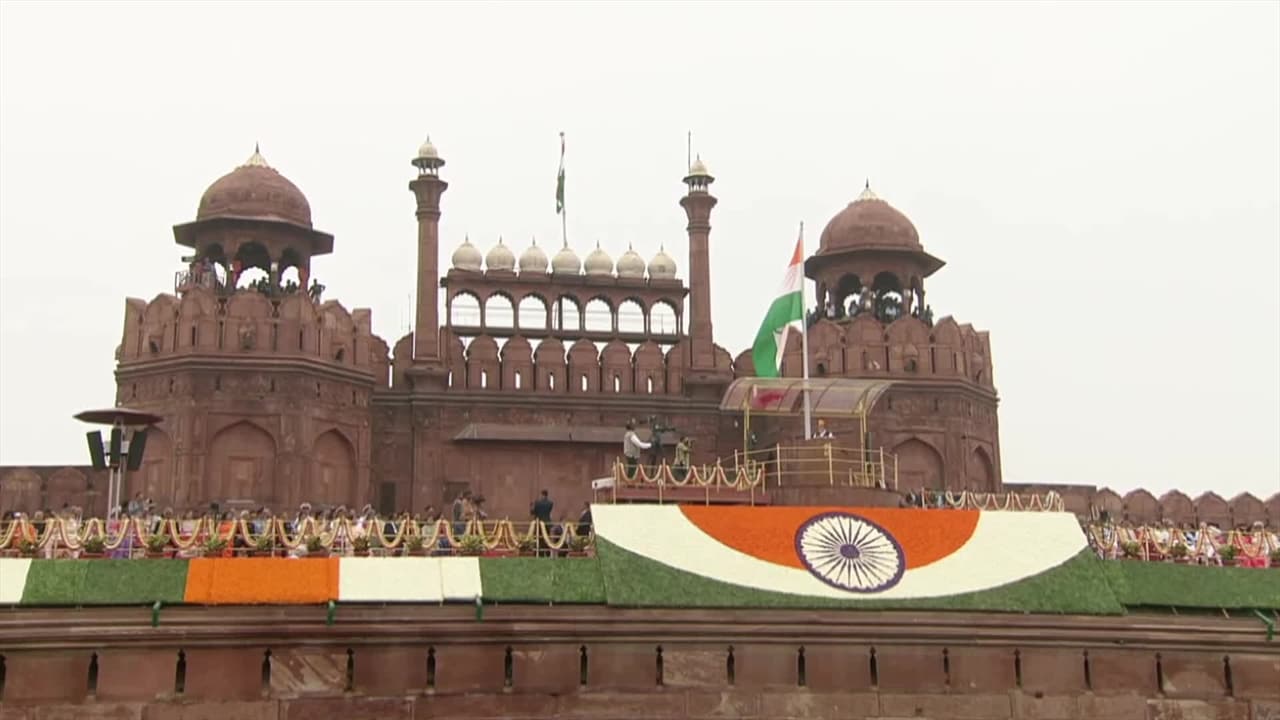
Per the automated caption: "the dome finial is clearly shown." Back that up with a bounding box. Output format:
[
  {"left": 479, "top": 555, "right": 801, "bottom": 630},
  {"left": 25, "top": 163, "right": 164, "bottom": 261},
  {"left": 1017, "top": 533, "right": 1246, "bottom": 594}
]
[
  {"left": 242, "top": 144, "right": 270, "bottom": 168},
  {"left": 857, "top": 180, "right": 879, "bottom": 202}
]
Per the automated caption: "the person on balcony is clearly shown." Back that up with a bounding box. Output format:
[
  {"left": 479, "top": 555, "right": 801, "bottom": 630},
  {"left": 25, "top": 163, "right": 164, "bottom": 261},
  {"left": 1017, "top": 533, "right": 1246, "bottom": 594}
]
[
  {"left": 815, "top": 419, "right": 834, "bottom": 440},
  {"left": 673, "top": 436, "right": 692, "bottom": 481},
  {"left": 622, "top": 421, "right": 651, "bottom": 477}
]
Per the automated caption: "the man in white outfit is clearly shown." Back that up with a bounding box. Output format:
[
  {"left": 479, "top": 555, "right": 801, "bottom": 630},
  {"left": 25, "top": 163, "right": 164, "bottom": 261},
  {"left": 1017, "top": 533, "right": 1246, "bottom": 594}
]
[{"left": 622, "top": 421, "right": 651, "bottom": 476}]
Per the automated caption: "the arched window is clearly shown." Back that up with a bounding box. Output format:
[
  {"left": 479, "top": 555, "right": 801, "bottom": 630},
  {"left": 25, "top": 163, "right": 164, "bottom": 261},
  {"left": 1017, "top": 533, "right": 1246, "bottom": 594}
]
[
  {"left": 480, "top": 370, "right": 489, "bottom": 389},
  {"left": 514, "top": 371, "right": 523, "bottom": 389},
  {"left": 485, "top": 294, "right": 515, "bottom": 329},
  {"left": 646, "top": 377, "right": 654, "bottom": 394},
  {"left": 548, "top": 373, "right": 556, "bottom": 390},
  {"left": 613, "top": 375, "right": 621, "bottom": 393},
  {"left": 584, "top": 298, "right": 612, "bottom": 333},
  {"left": 449, "top": 293, "right": 481, "bottom": 326},
  {"left": 518, "top": 295, "right": 548, "bottom": 330},
  {"left": 617, "top": 299, "right": 645, "bottom": 334},
  {"left": 650, "top": 301, "right": 679, "bottom": 335},
  {"left": 580, "top": 374, "right": 588, "bottom": 392}
]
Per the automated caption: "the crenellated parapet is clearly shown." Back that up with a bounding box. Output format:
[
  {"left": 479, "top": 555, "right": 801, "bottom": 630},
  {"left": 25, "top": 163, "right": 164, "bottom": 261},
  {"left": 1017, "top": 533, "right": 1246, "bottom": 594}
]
[
  {"left": 741, "top": 314, "right": 996, "bottom": 389},
  {"left": 388, "top": 329, "right": 734, "bottom": 397},
  {"left": 118, "top": 286, "right": 381, "bottom": 380}
]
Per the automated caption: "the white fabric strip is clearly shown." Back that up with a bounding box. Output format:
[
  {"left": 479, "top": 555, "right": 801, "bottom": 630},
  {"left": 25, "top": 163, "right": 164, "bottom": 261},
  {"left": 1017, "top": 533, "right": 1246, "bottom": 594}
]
[
  {"left": 338, "top": 557, "right": 443, "bottom": 602},
  {"left": 0, "top": 558, "right": 32, "bottom": 604}
]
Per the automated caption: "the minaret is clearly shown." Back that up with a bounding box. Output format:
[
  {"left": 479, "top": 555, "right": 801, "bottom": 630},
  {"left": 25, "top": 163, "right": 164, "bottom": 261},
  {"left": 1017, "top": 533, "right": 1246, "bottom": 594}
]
[
  {"left": 680, "top": 156, "right": 717, "bottom": 370},
  {"left": 409, "top": 138, "right": 448, "bottom": 376}
]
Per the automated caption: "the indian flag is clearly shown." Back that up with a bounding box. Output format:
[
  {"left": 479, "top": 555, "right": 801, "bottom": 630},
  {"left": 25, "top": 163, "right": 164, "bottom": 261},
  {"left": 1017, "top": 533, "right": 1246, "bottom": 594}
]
[
  {"left": 555, "top": 132, "right": 565, "bottom": 214},
  {"left": 751, "top": 232, "right": 805, "bottom": 377}
]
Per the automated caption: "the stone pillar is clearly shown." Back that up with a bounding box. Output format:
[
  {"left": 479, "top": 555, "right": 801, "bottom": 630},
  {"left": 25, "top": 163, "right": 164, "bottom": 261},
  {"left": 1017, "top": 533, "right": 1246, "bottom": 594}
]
[
  {"left": 680, "top": 190, "right": 717, "bottom": 369},
  {"left": 409, "top": 175, "right": 449, "bottom": 363}
]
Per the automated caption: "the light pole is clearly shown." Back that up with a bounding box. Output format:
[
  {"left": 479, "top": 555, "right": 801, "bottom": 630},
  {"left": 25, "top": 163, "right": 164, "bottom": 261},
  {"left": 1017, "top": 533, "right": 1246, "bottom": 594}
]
[{"left": 74, "top": 407, "right": 161, "bottom": 518}]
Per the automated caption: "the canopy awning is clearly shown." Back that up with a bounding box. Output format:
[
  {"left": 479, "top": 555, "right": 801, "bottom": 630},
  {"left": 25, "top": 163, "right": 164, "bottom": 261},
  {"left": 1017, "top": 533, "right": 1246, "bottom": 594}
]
[{"left": 719, "top": 377, "right": 896, "bottom": 418}]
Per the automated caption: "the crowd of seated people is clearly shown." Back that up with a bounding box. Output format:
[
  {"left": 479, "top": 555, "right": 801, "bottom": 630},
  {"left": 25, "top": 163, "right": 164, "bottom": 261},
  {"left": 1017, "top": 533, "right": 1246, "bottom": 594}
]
[
  {"left": 1084, "top": 517, "right": 1278, "bottom": 568},
  {"left": 0, "top": 488, "right": 594, "bottom": 559}
]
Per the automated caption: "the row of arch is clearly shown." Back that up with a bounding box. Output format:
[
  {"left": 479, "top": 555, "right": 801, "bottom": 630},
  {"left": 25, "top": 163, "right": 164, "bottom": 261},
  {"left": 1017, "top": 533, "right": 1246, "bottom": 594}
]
[
  {"left": 892, "top": 438, "right": 997, "bottom": 492},
  {"left": 1091, "top": 488, "right": 1277, "bottom": 527},
  {"left": 447, "top": 292, "right": 682, "bottom": 336},
  {"left": 0, "top": 424, "right": 359, "bottom": 514}
]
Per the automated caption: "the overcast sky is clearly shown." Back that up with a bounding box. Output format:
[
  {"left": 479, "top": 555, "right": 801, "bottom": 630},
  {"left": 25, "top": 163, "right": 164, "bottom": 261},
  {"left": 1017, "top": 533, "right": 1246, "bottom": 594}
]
[{"left": 1, "top": 1, "right": 1277, "bottom": 499}]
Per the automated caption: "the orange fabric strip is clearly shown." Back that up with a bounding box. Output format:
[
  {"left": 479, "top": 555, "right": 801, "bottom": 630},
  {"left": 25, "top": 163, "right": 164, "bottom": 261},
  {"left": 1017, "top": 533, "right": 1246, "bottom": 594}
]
[{"left": 183, "top": 557, "right": 339, "bottom": 605}]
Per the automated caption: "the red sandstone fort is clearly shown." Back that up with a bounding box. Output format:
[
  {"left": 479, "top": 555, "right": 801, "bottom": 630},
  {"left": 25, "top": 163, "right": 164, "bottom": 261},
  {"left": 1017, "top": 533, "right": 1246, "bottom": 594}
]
[{"left": 1, "top": 141, "right": 1277, "bottom": 720}]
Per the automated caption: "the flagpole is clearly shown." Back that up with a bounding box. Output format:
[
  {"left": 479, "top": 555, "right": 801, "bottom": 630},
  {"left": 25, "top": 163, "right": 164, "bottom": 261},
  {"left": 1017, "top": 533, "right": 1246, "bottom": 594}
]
[{"left": 799, "top": 221, "right": 813, "bottom": 441}]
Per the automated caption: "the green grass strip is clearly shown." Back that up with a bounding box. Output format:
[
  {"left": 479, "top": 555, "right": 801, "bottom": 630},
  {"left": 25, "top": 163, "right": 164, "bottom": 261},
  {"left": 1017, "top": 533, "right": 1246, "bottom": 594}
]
[
  {"left": 20, "top": 560, "right": 191, "bottom": 605},
  {"left": 80, "top": 560, "right": 189, "bottom": 605},
  {"left": 1103, "top": 561, "right": 1280, "bottom": 610},
  {"left": 552, "top": 557, "right": 605, "bottom": 603},
  {"left": 480, "top": 558, "right": 556, "bottom": 602},
  {"left": 20, "top": 560, "right": 89, "bottom": 605},
  {"left": 595, "top": 539, "right": 1125, "bottom": 614},
  {"left": 479, "top": 557, "right": 606, "bottom": 603}
]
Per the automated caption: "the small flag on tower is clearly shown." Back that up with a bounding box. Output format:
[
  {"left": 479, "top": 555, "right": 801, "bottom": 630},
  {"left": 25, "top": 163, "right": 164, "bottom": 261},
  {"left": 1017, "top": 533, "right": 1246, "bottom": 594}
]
[
  {"left": 555, "top": 132, "right": 566, "bottom": 215},
  {"left": 751, "top": 231, "right": 806, "bottom": 378}
]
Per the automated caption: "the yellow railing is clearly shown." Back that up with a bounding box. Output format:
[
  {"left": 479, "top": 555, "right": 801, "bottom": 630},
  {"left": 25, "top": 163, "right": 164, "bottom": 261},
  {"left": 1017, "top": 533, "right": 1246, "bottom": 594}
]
[
  {"left": 731, "top": 443, "right": 897, "bottom": 490},
  {"left": 909, "top": 489, "right": 1066, "bottom": 512}
]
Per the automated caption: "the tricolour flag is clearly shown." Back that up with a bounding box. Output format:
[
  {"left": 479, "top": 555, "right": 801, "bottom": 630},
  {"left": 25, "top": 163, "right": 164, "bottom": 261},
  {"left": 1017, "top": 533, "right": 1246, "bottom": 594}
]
[
  {"left": 751, "top": 233, "right": 804, "bottom": 377},
  {"left": 555, "top": 133, "right": 565, "bottom": 214}
]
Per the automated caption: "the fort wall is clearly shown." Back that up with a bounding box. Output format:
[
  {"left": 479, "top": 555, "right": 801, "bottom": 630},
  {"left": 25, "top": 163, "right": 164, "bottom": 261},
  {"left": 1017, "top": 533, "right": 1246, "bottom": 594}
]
[{"left": 1, "top": 606, "right": 1275, "bottom": 719}]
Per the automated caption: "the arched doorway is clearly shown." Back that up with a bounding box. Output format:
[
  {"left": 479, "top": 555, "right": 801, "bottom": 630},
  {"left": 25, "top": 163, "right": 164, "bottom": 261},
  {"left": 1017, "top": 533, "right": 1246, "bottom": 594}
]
[
  {"left": 893, "top": 438, "right": 944, "bottom": 492},
  {"left": 967, "top": 446, "right": 995, "bottom": 491},
  {"left": 312, "top": 430, "right": 355, "bottom": 508},
  {"left": 208, "top": 421, "right": 276, "bottom": 505}
]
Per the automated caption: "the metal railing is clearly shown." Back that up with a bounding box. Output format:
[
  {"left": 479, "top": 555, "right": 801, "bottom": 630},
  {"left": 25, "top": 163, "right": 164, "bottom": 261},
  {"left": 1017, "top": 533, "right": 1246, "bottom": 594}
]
[{"left": 732, "top": 443, "right": 897, "bottom": 490}]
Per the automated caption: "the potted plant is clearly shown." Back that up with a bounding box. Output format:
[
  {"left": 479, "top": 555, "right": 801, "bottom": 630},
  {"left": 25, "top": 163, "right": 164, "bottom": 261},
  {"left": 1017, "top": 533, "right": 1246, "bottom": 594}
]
[
  {"left": 403, "top": 535, "right": 426, "bottom": 556},
  {"left": 82, "top": 537, "right": 107, "bottom": 558},
  {"left": 567, "top": 535, "right": 592, "bottom": 557},
  {"left": 145, "top": 534, "right": 170, "bottom": 558},
  {"left": 457, "top": 534, "right": 486, "bottom": 556},
  {"left": 517, "top": 536, "right": 538, "bottom": 556},
  {"left": 1121, "top": 541, "right": 1142, "bottom": 560},
  {"left": 202, "top": 538, "right": 227, "bottom": 557},
  {"left": 352, "top": 536, "right": 372, "bottom": 556},
  {"left": 252, "top": 535, "right": 275, "bottom": 557},
  {"left": 18, "top": 539, "right": 39, "bottom": 558},
  {"left": 1269, "top": 547, "right": 1280, "bottom": 568},
  {"left": 1218, "top": 545, "right": 1238, "bottom": 566},
  {"left": 1169, "top": 544, "right": 1188, "bottom": 562},
  {"left": 305, "top": 535, "right": 327, "bottom": 557}
]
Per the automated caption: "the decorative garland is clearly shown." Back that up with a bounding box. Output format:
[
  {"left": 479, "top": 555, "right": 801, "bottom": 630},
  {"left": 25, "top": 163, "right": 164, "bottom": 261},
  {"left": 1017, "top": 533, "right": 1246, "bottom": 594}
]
[
  {"left": 0, "top": 516, "right": 594, "bottom": 557},
  {"left": 1085, "top": 524, "right": 1279, "bottom": 563}
]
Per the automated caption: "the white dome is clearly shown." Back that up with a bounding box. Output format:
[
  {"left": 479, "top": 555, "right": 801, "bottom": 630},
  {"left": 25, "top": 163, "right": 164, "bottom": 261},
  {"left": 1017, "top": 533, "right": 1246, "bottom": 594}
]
[
  {"left": 485, "top": 237, "right": 515, "bottom": 272},
  {"left": 451, "top": 236, "right": 482, "bottom": 272},
  {"left": 551, "top": 243, "right": 581, "bottom": 275},
  {"left": 518, "top": 238, "right": 548, "bottom": 274},
  {"left": 616, "top": 244, "right": 646, "bottom": 278},
  {"left": 417, "top": 138, "right": 439, "bottom": 162},
  {"left": 689, "top": 156, "right": 710, "bottom": 177},
  {"left": 584, "top": 242, "right": 614, "bottom": 277},
  {"left": 648, "top": 246, "right": 677, "bottom": 280}
]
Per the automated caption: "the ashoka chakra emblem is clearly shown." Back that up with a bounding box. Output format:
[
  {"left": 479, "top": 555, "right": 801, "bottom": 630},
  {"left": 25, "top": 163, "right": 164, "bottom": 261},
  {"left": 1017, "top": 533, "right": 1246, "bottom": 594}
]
[{"left": 794, "top": 512, "right": 905, "bottom": 593}]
